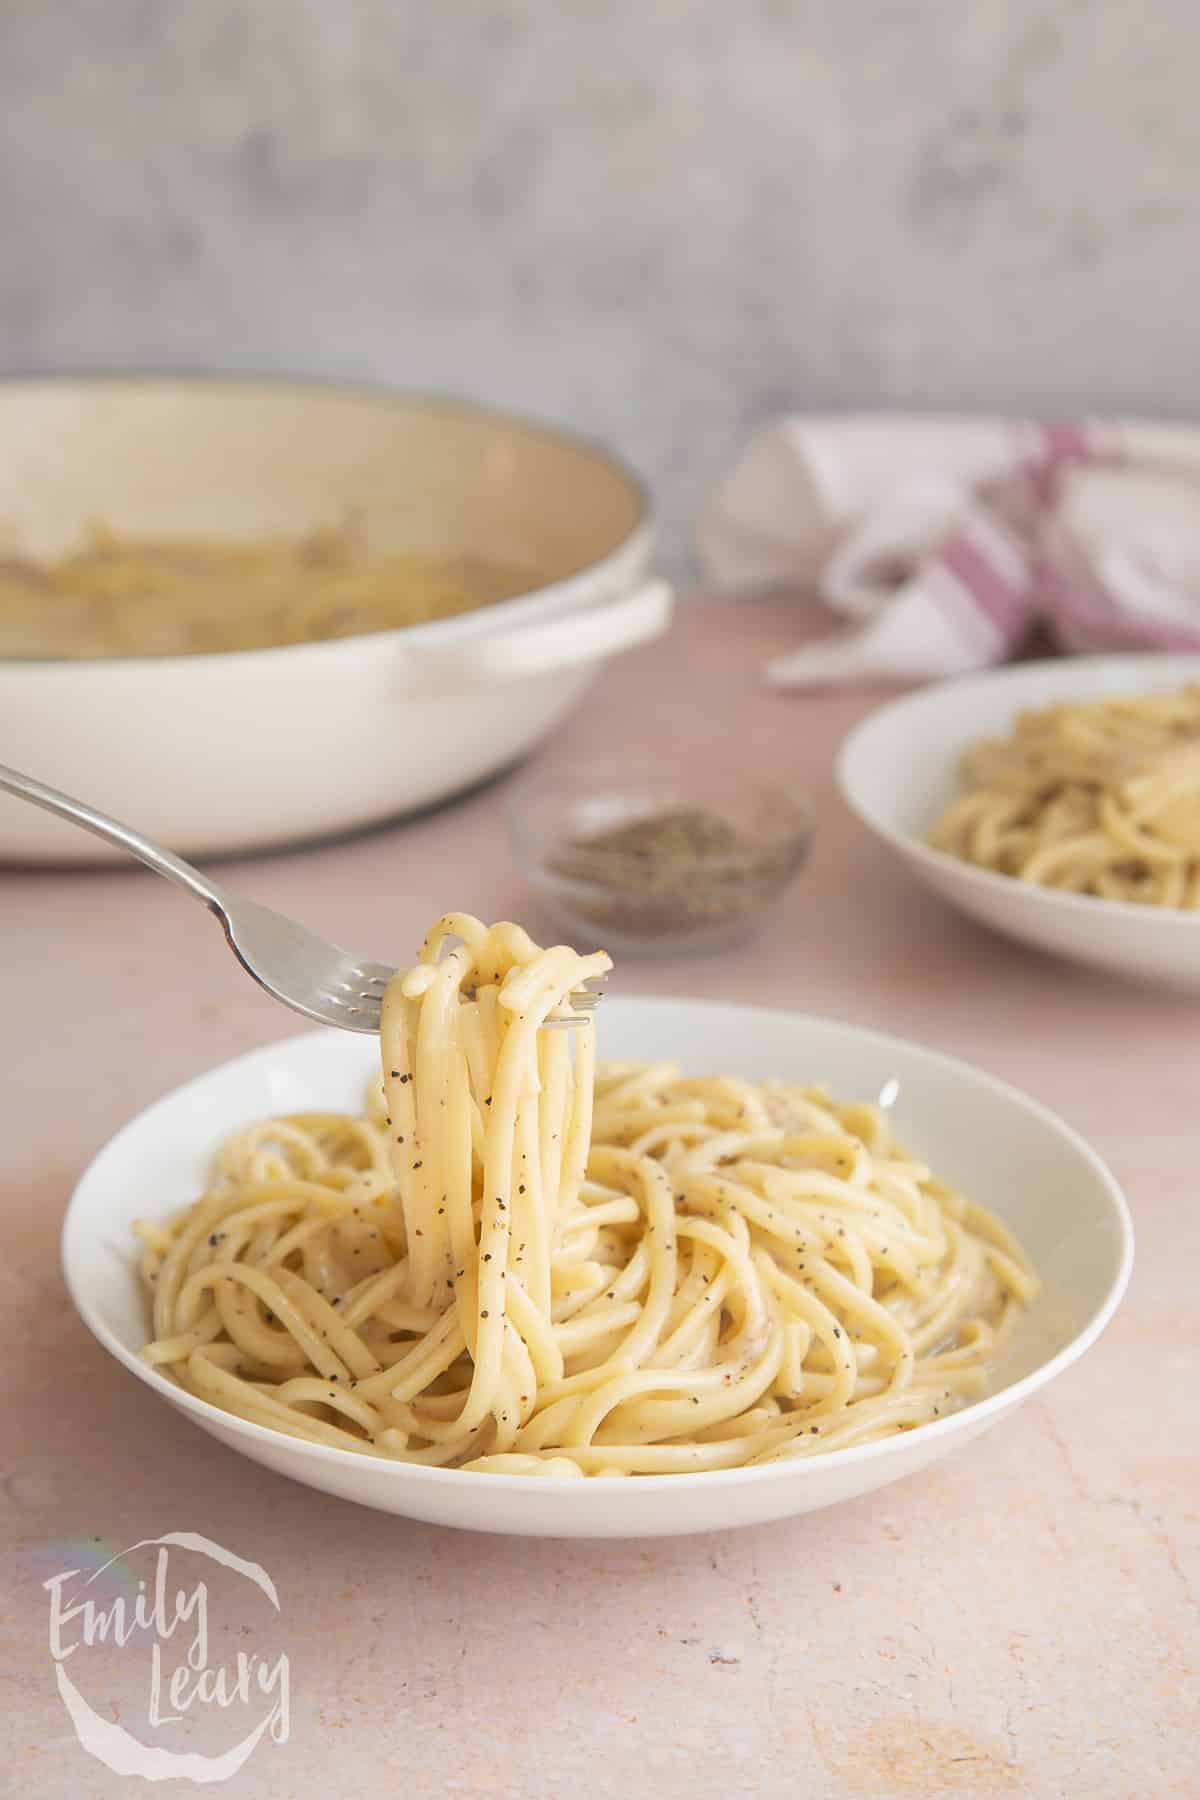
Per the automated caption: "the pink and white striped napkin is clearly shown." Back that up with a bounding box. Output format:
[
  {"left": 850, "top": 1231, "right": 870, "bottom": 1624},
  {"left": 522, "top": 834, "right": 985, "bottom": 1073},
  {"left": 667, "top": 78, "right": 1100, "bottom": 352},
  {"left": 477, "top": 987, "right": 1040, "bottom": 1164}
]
[{"left": 698, "top": 417, "right": 1200, "bottom": 686}]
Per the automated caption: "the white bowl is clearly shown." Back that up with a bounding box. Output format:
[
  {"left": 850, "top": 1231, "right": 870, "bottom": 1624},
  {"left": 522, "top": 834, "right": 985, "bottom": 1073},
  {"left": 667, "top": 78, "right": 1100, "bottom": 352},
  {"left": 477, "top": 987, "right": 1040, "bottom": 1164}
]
[
  {"left": 0, "top": 378, "right": 671, "bottom": 863},
  {"left": 838, "top": 655, "right": 1200, "bottom": 990},
  {"left": 62, "top": 997, "right": 1132, "bottom": 1538}
]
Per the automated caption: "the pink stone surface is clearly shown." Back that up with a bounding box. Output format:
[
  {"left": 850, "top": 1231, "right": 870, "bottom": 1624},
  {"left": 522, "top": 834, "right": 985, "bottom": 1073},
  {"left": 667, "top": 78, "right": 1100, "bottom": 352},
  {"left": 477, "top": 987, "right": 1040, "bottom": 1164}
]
[{"left": 2, "top": 599, "right": 1197, "bottom": 1798}]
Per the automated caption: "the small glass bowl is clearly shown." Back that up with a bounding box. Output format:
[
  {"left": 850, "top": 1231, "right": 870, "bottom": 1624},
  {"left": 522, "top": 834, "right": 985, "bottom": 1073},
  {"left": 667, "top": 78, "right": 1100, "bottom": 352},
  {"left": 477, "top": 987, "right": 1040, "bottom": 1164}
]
[{"left": 506, "top": 754, "right": 814, "bottom": 956}]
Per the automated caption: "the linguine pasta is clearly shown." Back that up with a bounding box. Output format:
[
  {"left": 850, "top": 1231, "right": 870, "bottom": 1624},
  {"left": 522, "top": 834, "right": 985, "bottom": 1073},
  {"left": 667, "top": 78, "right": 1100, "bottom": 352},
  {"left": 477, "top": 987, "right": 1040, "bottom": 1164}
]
[
  {"left": 0, "top": 521, "right": 529, "bottom": 659},
  {"left": 930, "top": 684, "right": 1200, "bottom": 908},
  {"left": 135, "top": 915, "right": 1038, "bottom": 1476}
]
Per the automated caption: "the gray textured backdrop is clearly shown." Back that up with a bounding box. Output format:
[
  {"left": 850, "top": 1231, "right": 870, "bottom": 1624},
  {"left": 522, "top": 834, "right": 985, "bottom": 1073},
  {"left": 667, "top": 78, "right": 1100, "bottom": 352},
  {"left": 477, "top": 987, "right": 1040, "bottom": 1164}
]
[{"left": 2, "top": 2, "right": 1197, "bottom": 561}]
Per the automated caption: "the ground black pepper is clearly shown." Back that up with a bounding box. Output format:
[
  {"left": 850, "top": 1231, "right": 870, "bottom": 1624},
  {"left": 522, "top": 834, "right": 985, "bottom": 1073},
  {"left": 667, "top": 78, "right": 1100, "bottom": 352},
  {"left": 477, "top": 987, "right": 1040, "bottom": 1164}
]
[{"left": 546, "top": 804, "right": 806, "bottom": 941}]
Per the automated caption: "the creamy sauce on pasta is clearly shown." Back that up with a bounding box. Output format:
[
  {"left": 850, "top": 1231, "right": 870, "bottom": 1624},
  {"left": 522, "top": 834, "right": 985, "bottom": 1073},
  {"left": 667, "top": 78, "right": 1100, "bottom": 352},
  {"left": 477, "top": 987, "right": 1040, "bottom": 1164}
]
[
  {"left": 0, "top": 523, "right": 533, "bottom": 659},
  {"left": 134, "top": 914, "right": 1038, "bottom": 1476},
  {"left": 930, "top": 685, "right": 1200, "bottom": 909}
]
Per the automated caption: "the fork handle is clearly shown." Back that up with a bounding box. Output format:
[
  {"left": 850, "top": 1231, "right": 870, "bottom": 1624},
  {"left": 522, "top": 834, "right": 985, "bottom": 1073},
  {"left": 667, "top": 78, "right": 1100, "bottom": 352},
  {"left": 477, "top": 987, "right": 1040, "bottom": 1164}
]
[{"left": 0, "top": 761, "right": 225, "bottom": 908}]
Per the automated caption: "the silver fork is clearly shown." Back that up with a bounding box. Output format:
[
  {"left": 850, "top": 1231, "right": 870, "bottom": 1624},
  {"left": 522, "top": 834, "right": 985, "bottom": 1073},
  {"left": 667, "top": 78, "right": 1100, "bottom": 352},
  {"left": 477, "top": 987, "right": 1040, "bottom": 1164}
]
[{"left": 0, "top": 762, "right": 604, "bottom": 1035}]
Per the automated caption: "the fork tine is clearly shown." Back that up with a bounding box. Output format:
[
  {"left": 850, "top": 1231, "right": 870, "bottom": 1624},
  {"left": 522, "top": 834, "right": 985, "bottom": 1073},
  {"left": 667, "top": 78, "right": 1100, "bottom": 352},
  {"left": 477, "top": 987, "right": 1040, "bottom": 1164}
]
[
  {"left": 540, "top": 981, "right": 606, "bottom": 1030},
  {"left": 351, "top": 965, "right": 395, "bottom": 992}
]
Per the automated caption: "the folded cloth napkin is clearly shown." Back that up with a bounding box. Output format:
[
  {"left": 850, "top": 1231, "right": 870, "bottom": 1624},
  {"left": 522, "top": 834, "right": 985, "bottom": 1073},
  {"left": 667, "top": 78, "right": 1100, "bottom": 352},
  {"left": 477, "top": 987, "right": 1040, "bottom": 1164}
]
[{"left": 697, "top": 416, "right": 1200, "bottom": 686}]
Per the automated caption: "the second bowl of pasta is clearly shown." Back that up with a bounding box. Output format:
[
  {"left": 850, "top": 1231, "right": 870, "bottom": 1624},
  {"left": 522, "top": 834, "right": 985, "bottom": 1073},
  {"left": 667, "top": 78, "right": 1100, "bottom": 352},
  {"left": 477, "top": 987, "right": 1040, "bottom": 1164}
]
[{"left": 837, "top": 654, "right": 1200, "bottom": 989}]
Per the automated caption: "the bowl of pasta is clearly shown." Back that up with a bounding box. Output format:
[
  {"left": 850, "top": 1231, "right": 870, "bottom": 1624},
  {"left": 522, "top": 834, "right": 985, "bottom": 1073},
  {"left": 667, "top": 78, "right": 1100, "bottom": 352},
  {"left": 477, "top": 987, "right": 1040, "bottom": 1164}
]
[
  {"left": 838, "top": 655, "right": 1200, "bottom": 989},
  {"left": 0, "top": 378, "right": 671, "bottom": 862},
  {"left": 62, "top": 914, "right": 1131, "bottom": 1537}
]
